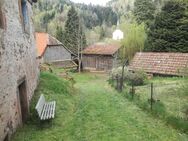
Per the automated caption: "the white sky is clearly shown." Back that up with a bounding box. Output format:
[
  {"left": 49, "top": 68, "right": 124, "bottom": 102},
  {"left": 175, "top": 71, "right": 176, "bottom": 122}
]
[{"left": 70, "top": 0, "right": 111, "bottom": 6}]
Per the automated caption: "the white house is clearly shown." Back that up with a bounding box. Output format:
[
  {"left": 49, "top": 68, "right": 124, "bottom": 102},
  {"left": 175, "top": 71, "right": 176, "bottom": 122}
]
[
  {"left": 112, "top": 29, "right": 124, "bottom": 40},
  {"left": 112, "top": 20, "right": 124, "bottom": 40}
]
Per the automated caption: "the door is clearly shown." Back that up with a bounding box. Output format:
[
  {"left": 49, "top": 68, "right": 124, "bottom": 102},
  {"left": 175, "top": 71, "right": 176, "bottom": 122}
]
[{"left": 17, "top": 80, "right": 29, "bottom": 124}]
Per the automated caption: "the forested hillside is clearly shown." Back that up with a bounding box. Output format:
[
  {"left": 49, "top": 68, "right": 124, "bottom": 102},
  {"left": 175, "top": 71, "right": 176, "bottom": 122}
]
[
  {"left": 33, "top": 0, "right": 188, "bottom": 54},
  {"left": 107, "top": 0, "right": 188, "bottom": 58},
  {"left": 33, "top": 0, "right": 118, "bottom": 44}
]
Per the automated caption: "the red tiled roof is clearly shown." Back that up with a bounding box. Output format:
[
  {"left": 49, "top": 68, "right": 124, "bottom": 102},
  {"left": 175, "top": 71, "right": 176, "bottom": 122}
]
[
  {"left": 35, "top": 32, "right": 67, "bottom": 57},
  {"left": 35, "top": 32, "right": 49, "bottom": 57},
  {"left": 82, "top": 44, "right": 120, "bottom": 55},
  {"left": 129, "top": 52, "right": 188, "bottom": 76}
]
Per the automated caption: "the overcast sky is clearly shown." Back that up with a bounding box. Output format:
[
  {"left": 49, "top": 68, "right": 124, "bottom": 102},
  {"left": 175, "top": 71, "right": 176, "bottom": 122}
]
[{"left": 70, "top": 0, "right": 111, "bottom": 6}]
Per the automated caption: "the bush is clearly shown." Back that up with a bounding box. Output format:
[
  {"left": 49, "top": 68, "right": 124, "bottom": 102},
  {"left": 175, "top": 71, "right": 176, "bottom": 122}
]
[
  {"left": 126, "top": 71, "right": 147, "bottom": 86},
  {"left": 110, "top": 67, "right": 147, "bottom": 86}
]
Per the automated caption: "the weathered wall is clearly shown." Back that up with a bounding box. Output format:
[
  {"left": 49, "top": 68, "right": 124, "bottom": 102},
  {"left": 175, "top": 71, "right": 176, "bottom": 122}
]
[
  {"left": 0, "top": 0, "right": 39, "bottom": 140},
  {"left": 43, "top": 45, "right": 71, "bottom": 63},
  {"left": 82, "top": 54, "right": 114, "bottom": 71}
]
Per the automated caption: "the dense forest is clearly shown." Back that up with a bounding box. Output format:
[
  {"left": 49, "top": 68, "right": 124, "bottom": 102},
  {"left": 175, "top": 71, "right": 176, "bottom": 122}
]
[
  {"left": 33, "top": 0, "right": 118, "bottom": 45},
  {"left": 33, "top": 0, "right": 188, "bottom": 57}
]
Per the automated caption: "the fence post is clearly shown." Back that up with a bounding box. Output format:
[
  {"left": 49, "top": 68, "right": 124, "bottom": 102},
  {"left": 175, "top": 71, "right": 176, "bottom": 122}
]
[
  {"left": 116, "top": 74, "right": 119, "bottom": 90},
  {"left": 151, "top": 83, "right": 153, "bottom": 110},
  {"left": 132, "top": 83, "right": 134, "bottom": 99}
]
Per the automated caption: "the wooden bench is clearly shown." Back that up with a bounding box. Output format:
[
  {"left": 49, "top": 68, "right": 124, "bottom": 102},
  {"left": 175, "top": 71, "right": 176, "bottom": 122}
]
[{"left": 35, "top": 95, "right": 56, "bottom": 120}]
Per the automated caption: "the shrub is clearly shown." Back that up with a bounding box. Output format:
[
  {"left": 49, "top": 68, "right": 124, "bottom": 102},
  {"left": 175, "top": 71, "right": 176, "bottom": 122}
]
[
  {"left": 126, "top": 70, "right": 147, "bottom": 86},
  {"left": 110, "top": 67, "right": 147, "bottom": 86}
]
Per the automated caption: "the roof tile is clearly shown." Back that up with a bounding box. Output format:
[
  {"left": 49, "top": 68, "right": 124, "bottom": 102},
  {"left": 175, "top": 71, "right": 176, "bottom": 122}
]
[
  {"left": 82, "top": 44, "right": 120, "bottom": 55},
  {"left": 129, "top": 52, "right": 188, "bottom": 76}
]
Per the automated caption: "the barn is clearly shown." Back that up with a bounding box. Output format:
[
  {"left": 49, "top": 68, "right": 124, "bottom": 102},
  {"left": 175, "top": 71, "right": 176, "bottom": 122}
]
[
  {"left": 82, "top": 44, "right": 120, "bottom": 71},
  {"left": 36, "top": 32, "right": 77, "bottom": 69},
  {"left": 129, "top": 52, "right": 188, "bottom": 76}
]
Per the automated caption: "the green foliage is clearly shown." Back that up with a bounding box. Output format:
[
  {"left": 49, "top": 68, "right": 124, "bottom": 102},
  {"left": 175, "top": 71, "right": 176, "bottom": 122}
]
[
  {"left": 133, "top": 0, "right": 156, "bottom": 26},
  {"left": 107, "top": 0, "right": 135, "bottom": 17},
  {"left": 125, "top": 71, "right": 147, "bottom": 86},
  {"left": 55, "top": 25, "right": 65, "bottom": 43},
  {"left": 33, "top": 0, "right": 117, "bottom": 36},
  {"left": 167, "top": 116, "right": 188, "bottom": 133},
  {"left": 64, "top": 6, "right": 79, "bottom": 54},
  {"left": 120, "top": 23, "right": 146, "bottom": 61},
  {"left": 12, "top": 73, "right": 188, "bottom": 141},
  {"left": 111, "top": 67, "right": 147, "bottom": 86},
  {"left": 77, "top": 4, "right": 117, "bottom": 29},
  {"left": 63, "top": 6, "right": 87, "bottom": 54},
  {"left": 123, "top": 76, "right": 188, "bottom": 133},
  {"left": 145, "top": 0, "right": 188, "bottom": 52}
]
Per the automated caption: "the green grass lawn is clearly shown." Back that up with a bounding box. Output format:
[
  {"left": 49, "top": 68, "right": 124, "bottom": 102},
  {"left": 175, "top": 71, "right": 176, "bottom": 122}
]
[
  {"left": 12, "top": 72, "right": 188, "bottom": 141},
  {"left": 122, "top": 77, "right": 188, "bottom": 133}
]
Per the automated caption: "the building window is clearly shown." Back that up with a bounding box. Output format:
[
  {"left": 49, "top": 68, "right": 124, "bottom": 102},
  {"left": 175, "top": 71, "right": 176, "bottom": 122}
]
[
  {"left": 19, "top": 0, "right": 30, "bottom": 33},
  {"left": 0, "top": 7, "right": 4, "bottom": 29}
]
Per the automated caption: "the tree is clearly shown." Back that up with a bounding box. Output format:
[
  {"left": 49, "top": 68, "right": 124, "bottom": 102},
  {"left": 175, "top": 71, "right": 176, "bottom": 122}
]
[
  {"left": 133, "top": 0, "right": 156, "bottom": 27},
  {"left": 118, "top": 22, "right": 146, "bottom": 92},
  {"left": 55, "top": 25, "right": 65, "bottom": 43},
  {"left": 64, "top": 6, "right": 80, "bottom": 54},
  {"left": 145, "top": 0, "right": 188, "bottom": 52},
  {"left": 120, "top": 23, "right": 146, "bottom": 61},
  {"left": 64, "top": 6, "right": 87, "bottom": 72}
]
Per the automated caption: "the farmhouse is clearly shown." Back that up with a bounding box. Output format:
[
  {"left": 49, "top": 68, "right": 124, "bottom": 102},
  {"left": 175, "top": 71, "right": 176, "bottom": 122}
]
[
  {"left": 112, "top": 29, "right": 124, "bottom": 40},
  {"left": 36, "top": 32, "right": 77, "bottom": 69},
  {"left": 129, "top": 52, "right": 188, "bottom": 76},
  {"left": 82, "top": 44, "right": 120, "bottom": 71},
  {"left": 0, "top": 0, "right": 39, "bottom": 140},
  {"left": 112, "top": 20, "right": 124, "bottom": 40}
]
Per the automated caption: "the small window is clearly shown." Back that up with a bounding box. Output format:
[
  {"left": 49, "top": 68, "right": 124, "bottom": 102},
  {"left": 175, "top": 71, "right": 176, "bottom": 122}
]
[
  {"left": 0, "top": 7, "right": 4, "bottom": 29},
  {"left": 19, "top": 0, "right": 30, "bottom": 33}
]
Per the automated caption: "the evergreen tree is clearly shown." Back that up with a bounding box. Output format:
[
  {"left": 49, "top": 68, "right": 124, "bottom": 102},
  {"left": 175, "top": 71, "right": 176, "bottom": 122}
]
[
  {"left": 145, "top": 0, "right": 188, "bottom": 52},
  {"left": 64, "top": 6, "right": 80, "bottom": 54},
  {"left": 64, "top": 6, "right": 87, "bottom": 53},
  {"left": 133, "top": 0, "right": 156, "bottom": 27},
  {"left": 55, "top": 25, "right": 64, "bottom": 43}
]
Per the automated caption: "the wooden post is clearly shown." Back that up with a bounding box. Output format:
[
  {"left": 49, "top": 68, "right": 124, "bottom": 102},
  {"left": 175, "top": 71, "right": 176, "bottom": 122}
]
[
  {"left": 116, "top": 75, "right": 119, "bottom": 90},
  {"left": 120, "top": 65, "right": 125, "bottom": 92},
  {"left": 132, "top": 83, "right": 134, "bottom": 99},
  {"left": 151, "top": 83, "right": 153, "bottom": 110}
]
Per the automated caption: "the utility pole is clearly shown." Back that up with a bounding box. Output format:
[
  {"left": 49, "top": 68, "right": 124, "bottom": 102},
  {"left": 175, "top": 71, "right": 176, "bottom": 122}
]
[
  {"left": 78, "top": 22, "right": 81, "bottom": 73},
  {"left": 45, "top": 0, "right": 48, "bottom": 32}
]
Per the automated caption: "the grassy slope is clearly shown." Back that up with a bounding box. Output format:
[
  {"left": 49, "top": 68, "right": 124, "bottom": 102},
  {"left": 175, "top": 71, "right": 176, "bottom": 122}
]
[
  {"left": 123, "top": 77, "right": 188, "bottom": 132},
  {"left": 12, "top": 72, "right": 188, "bottom": 141}
]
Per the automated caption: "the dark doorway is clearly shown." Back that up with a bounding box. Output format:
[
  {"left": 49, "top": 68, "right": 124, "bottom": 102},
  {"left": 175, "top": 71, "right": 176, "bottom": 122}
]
[
  {"left": 3, "top": 134, "right": 9, "bottom": 141},
  {"left": 17, "top": 80, "right": 29, "bottom": 123}
]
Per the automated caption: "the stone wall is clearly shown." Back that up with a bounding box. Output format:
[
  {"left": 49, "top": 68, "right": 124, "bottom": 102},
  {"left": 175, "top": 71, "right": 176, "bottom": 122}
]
[
  {"left": 0, "top": 0, "right": 39, "bottom": 140},
  {"left": 43, "top": 45, "right": 72, "bottom": 63}
]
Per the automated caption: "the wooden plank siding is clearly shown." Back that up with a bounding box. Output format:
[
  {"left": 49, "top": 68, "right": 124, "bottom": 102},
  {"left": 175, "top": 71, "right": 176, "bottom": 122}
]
[{"left": 82, "top": 54, "right": 115, "bottom": 71}]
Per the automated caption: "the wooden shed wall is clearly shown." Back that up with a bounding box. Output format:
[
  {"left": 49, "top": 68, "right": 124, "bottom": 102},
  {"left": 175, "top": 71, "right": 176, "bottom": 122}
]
[{"left": 82, "top": 55, "right": 115, "bottom": 71}]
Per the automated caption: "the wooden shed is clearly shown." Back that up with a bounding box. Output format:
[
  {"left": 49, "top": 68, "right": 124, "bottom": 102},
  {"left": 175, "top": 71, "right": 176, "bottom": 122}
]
[
  {"left": 129, "top": 52, "right": 188, "bottom": 76},
  {"left": 82, "top": 44, "right": 120, "bottom": 71},
  {"left": 35, "top": 32, "right": 77, "bottom": 69}
]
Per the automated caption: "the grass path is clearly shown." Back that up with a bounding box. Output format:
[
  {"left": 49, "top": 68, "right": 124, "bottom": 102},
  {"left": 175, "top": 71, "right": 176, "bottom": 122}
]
[{"left": 12, "top": 72, "right": 188, "bottom": 141}]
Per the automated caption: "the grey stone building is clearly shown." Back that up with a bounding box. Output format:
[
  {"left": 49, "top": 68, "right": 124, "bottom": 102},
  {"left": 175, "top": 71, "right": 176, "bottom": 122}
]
[{"left": 0, "top": 0, "right": 39, "bottom": 140}]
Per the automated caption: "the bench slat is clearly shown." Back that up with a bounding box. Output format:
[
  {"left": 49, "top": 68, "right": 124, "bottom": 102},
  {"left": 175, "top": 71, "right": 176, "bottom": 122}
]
[
  {"left": 52, "top": 101, "right": 56, "bottom": 118},
  {"left": 49, "top": 102, "right": 54, "bottom": 118},
  {"left": 35, "top": 95, "right": 56, "bottom": 121},
  {"left": 40, "top": 103, "right": 47, "bottom": 120},
  {"left": 45, "top": 103, "right": 50, "bottom": 120},
  {"left": 35, "top": 95, "right": 45, "bottom": 117},
  {"left": 47, "top": 102, "right": 52, "bottom": 119}
]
